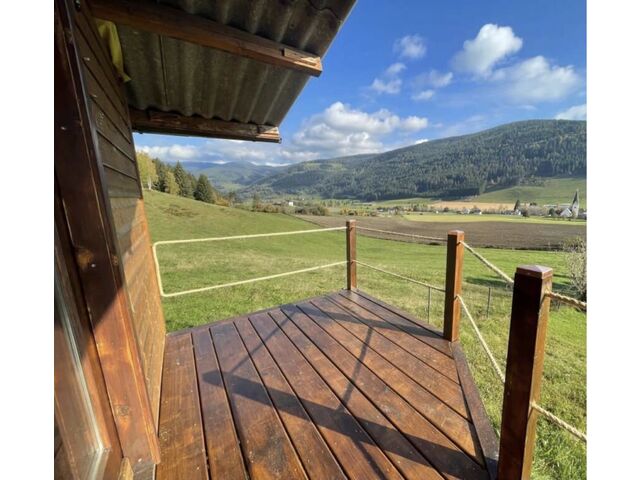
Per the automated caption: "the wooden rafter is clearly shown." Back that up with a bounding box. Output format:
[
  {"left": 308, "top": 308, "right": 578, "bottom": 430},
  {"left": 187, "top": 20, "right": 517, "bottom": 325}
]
[
  {"left": 130, "top": 108, "right": 282, "bottom": 143},
  {"left": 90, "top": 0, "right": 323, "bottom": 76}
]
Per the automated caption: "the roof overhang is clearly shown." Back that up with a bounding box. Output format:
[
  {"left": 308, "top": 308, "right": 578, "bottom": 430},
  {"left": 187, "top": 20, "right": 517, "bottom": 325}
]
[{"left": 89, "top": 0, "right": 356, "bottom": 142}]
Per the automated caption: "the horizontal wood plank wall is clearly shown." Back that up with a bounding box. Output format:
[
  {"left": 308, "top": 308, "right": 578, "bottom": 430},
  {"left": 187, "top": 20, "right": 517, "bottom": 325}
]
[{"left": 73, "top": 1, "right": 166, "bottom": 430}]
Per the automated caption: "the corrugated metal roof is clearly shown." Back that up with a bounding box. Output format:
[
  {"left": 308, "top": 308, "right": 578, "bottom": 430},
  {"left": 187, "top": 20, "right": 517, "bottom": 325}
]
[{"left": 116, "top": 0, "right": 355, "bottom": 128}]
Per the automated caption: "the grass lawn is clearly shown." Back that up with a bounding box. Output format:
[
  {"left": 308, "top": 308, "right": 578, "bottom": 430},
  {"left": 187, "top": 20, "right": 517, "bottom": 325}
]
[
  {"left": 404, "top": 212, "right": 587, "bottom": 226},
  {"left": 470, "top": 177, "right": 587, "bottom": 208},
  {"left": 144, "top": 190, "right": 586, "bottom": 479}
]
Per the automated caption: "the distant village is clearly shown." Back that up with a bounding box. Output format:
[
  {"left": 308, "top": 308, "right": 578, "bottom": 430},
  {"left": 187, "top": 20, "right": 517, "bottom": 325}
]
[
  {"left": 257, "top": 190, "right": 586, "bottom": 220},
  {"left": 348, "top": 190, "right": 586, "bottom": 219}
]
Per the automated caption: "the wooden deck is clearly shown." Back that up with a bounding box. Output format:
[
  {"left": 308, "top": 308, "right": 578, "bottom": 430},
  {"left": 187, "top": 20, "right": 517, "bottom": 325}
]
[{"left": 156, "top": 290, "right": 498, "bottom": 480}]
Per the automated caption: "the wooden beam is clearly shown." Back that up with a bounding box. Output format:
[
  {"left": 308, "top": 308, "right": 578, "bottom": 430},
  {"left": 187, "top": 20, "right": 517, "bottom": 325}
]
[
  {"left": 90, "top": 0, "right": 323, "bottom": 76},
  {"left": 346, "top": 220, "right": 357, "bottom": 290},
  {"left": 497, "top": 265, "right": 553, "bottom": 479},
  {"left": 130, "top": 108, "right": 281, "bottom": 143},
  {"left": 443, "top": 230, "right": 465, "bottom": 342}
]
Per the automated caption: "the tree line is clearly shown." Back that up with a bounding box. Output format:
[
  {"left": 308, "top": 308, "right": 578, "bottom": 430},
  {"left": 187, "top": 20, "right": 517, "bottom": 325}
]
[
  {"left": 247, "top": 120, "right": 586, "bottom": 201},
  {"left": 136, "top": 151, "right": 222, "bottom": 205}
]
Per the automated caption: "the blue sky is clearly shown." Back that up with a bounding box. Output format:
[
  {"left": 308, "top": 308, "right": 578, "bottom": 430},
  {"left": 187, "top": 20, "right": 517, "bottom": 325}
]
[{"left": 135, "top": 0, "right": 586, "bottom": 166}]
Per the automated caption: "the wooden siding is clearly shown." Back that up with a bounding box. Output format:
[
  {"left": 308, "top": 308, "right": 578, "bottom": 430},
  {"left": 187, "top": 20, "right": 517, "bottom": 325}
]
[{"left": 72, "top": 1, "right": 166, "bottom": 428}]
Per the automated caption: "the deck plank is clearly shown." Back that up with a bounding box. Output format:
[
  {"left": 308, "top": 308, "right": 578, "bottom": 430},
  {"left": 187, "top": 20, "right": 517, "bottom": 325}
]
[
  {"left": 323, "top": 295, "right": 467, "bottom": 416},
  {"left": 342, "top": 290, "right": 456, "bottom": 359},
  {"left": 211, "top": 321, "right": 306, "bottom": 480},
  {"left": 234, "top": 317, "right": 347, "bottom": 480},
  {"left": 192, "top": 329, "right": 246, "bottom": 480},
  {"left": 333, "top": 292, "right": 459, "bottom": 383},
  {"left": 249, "top": 312, "right": 405, "bottom": 480},
  {"left": 158, "top": 291, "right": 495, "bottom": 480},
  {"left": 296, "top": 301, "right": 484, "bottom": 465},
  {"left": 282, "top": 304, "right": 488, "bottom": 480},
  {"left": 268, "top": 309, "right": 444, "bottom": 480},
  {"left": 157, "top": 334, "right": 208, "bottom": 480}
]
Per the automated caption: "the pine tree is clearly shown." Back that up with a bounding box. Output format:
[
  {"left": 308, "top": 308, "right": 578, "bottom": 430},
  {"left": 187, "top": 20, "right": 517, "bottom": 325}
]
[
  {"left": 513, "top": 198, "right": 521, "bottom": 212},
  {"left": 153, "top": 160, "right": 169, "bottom": 192},
  {"left": 194, "top": 175, "right": 215, "bottom": 203},
  {"left": 173, "top": 161, "right": 193, "bottom": 198}
]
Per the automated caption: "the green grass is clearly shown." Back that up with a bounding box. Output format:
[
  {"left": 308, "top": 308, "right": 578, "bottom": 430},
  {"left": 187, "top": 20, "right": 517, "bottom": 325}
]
[
  {"left": 471, "top": 177, "right": 587, "bottom": 207},
  {"left": 404, "top": 212, "right": 586, "bottom": 225},
  {"left": 144, "top": 190, "right": 586, "bottom": 479}
]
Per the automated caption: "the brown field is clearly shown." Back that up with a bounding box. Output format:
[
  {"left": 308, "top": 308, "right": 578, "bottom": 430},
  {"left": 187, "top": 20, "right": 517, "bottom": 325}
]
[
  {"left": 296, "top": 214, "right": 586, "bottom": 250},
  {"left": 430, "top": 200, "right": 512, "bottom": 210}
]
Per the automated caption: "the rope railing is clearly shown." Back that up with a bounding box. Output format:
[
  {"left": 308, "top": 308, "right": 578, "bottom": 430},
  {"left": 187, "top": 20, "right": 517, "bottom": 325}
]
[
  {"left": 546, "top": 291, "right": 587, "bottom": 311},
  {"left": 159, "top": 261, "right": 347, "bottom": 298},
  {"left": 458, "top": 295, "right": 506, "bottom": 383},
  {"left": 458, "top": 294, "right": 587, "bottom": 443},
  {"left": 461, "top": 240, "right": 515, "bottom": 286},
  {"left": 461, "top": 240, "right": 588, "bottom": 312},
  {"left": 152, "top": 226, "right": 347, "bottom": 298},
  {"left": 153, "top": 226, "right": 346, "bottom": 247},
  {"left": 531, "top": 402, "right": 587, "bottom": 442},
  {"left": 355, "top": 260, "right": 446, "bottom": 292},
  {"left": 357, "top": 226, "right": 447, "bottom": 243}
]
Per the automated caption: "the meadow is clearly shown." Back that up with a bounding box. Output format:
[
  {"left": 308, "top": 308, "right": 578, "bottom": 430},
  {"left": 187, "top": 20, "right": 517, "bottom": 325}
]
[
  {"left": 470, "top": 177, "right": 587, "bottom": 207},
  {"left": 403, "top": 212, "right": 586, "bottom": 225},
  {"left": 145, "top": 189, "right": 586, "bottom": 479}
]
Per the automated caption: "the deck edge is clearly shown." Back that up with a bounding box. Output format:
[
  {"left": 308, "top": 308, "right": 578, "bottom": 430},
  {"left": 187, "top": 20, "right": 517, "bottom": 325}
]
[{"left": 451, "top": 342, "right": 499, "bottom": 480}]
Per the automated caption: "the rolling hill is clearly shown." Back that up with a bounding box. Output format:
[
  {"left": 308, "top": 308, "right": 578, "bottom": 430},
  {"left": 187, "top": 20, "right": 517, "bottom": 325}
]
[
  {"left": 244, "top": 120, "right": 586, "bottom": 201},
  {"left": 182, "top": 161, "right": 277, "bottom": 192}
]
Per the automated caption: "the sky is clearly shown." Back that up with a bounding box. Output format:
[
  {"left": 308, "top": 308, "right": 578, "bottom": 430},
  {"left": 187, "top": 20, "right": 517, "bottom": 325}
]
[{"left": 135, "top": 0, "right": 586, "bottom": 167}]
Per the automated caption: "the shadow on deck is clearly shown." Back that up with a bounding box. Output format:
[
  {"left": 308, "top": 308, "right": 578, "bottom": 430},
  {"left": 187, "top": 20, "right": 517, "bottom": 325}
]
[{"left": 157, "top": 290, "right": 498, "bottom": 480}]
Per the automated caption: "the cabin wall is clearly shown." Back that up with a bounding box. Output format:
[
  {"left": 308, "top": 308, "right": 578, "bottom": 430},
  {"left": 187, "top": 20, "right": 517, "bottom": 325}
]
[{"left": 71, "top": 1, "right": 166, "bottom": 428}]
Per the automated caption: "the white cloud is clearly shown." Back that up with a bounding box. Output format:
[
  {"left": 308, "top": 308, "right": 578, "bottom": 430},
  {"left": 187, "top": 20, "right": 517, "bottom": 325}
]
[
  {"left": 452, "top": 24, "right": 523, "bottom": 76},
  {"left": 139, "top": 144, "right": 200, "bottom": 161},
  {"left": 491, "top": 56, "right": 581, "bottom": 102},
  {"left": 414, "top": 70, "right": 453, "bottom": 88},
  {"left": 394, "top": 35, "right": 426, "bottom": 59},
  {"left": 385, "top": 62, "right": 406, "bottom": 76},
  {"left": 291, "top": 102, "right": 428, "bottom": 157},
  {"left": 412, "top": 89, "right": 435, "bottom": 101},
  {"left": 369, "top": 63, "right": 407, "bottom": 95},
  {"left": 555, "top": 104, "right": 587, "bottom": 120},
  {"left": 370, "top": 77, "right": 402, "bottom": 94},
  {"left": 414, "top": 138, "right": 429, "bottom": 145}
]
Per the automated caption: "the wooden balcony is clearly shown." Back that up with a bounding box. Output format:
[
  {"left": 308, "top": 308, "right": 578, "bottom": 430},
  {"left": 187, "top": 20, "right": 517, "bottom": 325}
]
[{"left": 157, "top": 289, "right": 498, "bottom": 480}]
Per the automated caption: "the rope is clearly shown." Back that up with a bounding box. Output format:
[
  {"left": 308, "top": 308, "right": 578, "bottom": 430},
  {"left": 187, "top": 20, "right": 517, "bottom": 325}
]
[
  {"left": 355, "top": 260, "right": 446, "bottom": 292},
  {"left": 161, "top": 261, "right": 346, "bottom": 298},
  {"left": 461, "top": 241, "right": 515, "bottom": 286},
  {"left": 531, "top": 402, "right": 587, "bottom": 442},
  {"left": 357, "top": 227, "right": 446, "bottom": 243},
  {"left": 546, "top": 291, "right": 587, "bottom": 311},
  {"left": 458, "top": 295, "right": 506, "bottom": 383},
  {"left": 154, "top": 226, "right": 346, "bottom": 247}
]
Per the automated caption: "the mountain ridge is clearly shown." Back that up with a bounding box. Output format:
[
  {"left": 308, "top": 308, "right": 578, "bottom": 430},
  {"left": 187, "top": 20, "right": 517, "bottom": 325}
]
[{"left": 243, "top": 120, "right": 586, "bottom": 201}]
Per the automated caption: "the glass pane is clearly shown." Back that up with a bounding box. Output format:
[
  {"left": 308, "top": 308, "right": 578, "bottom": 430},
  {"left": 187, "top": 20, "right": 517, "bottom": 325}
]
[{"left": 54, "top": 253, "right": 107, "bottom": 479}]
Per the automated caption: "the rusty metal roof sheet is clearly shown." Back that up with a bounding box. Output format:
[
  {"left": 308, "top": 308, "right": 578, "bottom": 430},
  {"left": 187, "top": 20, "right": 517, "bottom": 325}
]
[{"left": 115, "top": 0, "right": 355, "bottom": 128}]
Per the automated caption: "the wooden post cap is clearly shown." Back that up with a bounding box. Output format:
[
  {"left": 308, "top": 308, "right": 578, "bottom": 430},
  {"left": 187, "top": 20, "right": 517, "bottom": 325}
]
[{"left": 515, "top": 265, "right": 553, "bottom": 279}]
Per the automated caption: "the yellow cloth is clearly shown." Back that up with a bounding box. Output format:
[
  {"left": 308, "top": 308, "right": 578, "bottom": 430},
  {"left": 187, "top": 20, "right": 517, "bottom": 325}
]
[{"left": 95, "top": 19, "right": 131, "bottom": 82}]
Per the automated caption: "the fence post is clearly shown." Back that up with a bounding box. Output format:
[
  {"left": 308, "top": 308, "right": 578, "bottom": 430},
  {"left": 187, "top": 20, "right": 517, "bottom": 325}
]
[
  {"left": 497, "top": 265, "right": 553, "bottom": 479},
  {"left": 443, "top": 230, "right": 464, "bottom": 341},
  {"left": 346, "top": 220, "right": 357, "bottom": 290}
]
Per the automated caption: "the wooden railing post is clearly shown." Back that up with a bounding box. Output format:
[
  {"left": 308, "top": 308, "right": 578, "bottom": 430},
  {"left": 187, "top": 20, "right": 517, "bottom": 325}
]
[
  {"left": 346, "top": 220, "right": 357, "bottom": 290},
  {"left": 443, "top": 230, "right": 464, "bottom": 341},
  {"left": 498, "top": 265, "right": 553, "bottom": 479}
]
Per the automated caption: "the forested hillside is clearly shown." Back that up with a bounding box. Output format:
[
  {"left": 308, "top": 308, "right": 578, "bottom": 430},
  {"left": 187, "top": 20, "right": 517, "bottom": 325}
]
[{"left": 246, "top": 120, "right": 586, "bottom": 200}]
